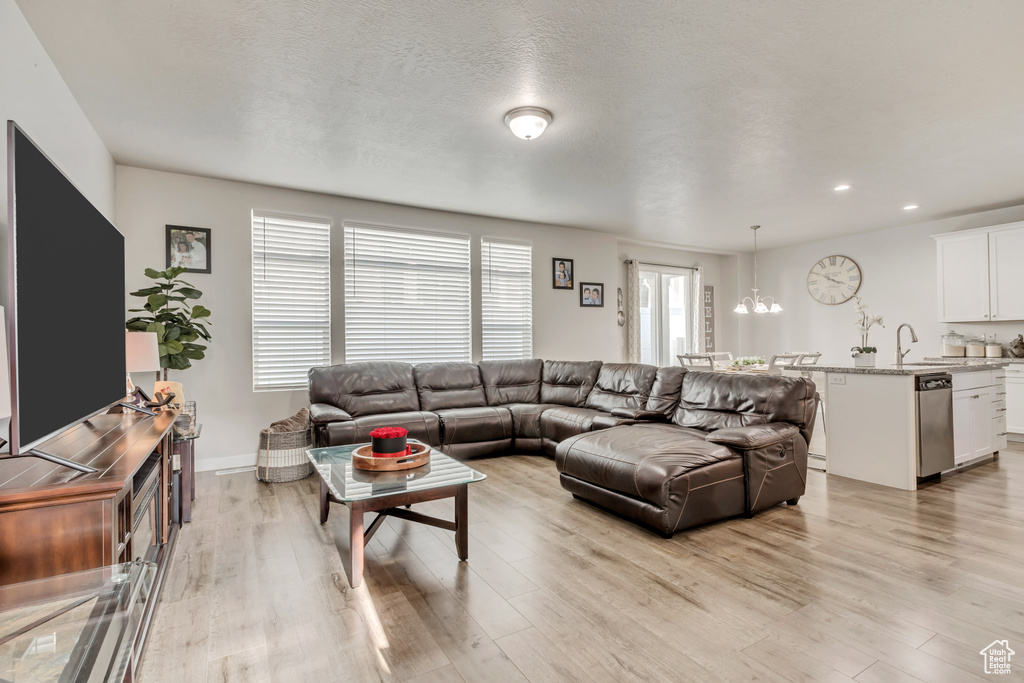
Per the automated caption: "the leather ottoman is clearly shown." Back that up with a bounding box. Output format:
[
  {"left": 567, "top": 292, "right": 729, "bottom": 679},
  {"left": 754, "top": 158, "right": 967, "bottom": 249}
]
[{"left": 556, "top": 423, "right": 747, "bottom": 536}]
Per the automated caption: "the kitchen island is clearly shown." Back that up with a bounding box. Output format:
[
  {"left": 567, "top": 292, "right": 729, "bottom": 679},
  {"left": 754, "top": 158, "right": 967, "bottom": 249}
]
[{"left": 789, "top": 362, "right": 1006, "bottom": 490}]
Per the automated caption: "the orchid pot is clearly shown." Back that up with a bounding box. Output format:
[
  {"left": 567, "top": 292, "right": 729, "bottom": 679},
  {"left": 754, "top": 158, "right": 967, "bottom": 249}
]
[{"left": 852, "top": 346, "right": 877, "bottom": 368}]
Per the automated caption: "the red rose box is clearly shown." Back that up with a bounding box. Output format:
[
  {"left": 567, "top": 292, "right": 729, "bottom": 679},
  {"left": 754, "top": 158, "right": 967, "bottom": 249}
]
[
  {"left": 369, "top": 427, "right": 409, "bottom": 457},
  {"left": 353, "top": 429, "right": 429, "bottom": 471}
]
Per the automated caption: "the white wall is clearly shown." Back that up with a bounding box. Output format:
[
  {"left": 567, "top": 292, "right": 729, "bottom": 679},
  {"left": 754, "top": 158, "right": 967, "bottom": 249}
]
[
  {"left": 747, "top": 204, "right": 1024, "bottom": 364},
  {"left": 0, "top": 0, "right": 115, "bottom": 446},
  {"left": 116, "top": 166, "right": 645, "bottom": 470},
  {"left": 0, "top": 0, "right": 115, "bottom": 225}
]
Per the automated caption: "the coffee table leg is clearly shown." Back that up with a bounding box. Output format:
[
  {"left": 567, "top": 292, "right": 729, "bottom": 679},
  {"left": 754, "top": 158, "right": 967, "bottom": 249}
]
[
  {"left": 319, "top": 477, "right": 330, "bottom": 524},
  {"left": 350, "top": 502, "right": 364, "bottom": 588},
  {"left": 455, "top": 484, "right": 468, "bottom": 561}
]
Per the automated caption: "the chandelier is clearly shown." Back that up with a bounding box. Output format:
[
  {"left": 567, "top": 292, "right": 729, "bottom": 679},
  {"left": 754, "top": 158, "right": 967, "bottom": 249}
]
[{"left": 734, "top": 225, "right": 782, "bottom": 314}]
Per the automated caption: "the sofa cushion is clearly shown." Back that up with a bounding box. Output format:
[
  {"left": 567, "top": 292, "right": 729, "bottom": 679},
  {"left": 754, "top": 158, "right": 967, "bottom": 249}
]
[
  {"left": 555, "top": 423, "right": 739, "bottom": 506},
  {"left": 673, "top": 372, "right": 816, "bottom": 436},
  {"left": 584, "top": 363, "right": 658, "bottom": 413},
  {"left": 646, "top": 366, "right": 686, "bottom": 414},
  {"left": 506, "top": 403, "right": 561, "bottom": 439},
  {"left": 320, "top": 411, "right": 441, "bottom": 448},
  {"left": 540, "top": 406, "right": 609, "bottom": 443},
  {"left": 540, "top": 360, "right": 603, "bottom": 407},
  {"left": 478, "top": 359, "right": 543, "bottom": 405},
  {"left": 414, "top": 362, "right": 487, "bottom": 411},
  {"left": 308, "top": 361, "right": 419, "bottom": 417},
  {"left": 434, "top": 406, "right": 513, "bottom": 446}
]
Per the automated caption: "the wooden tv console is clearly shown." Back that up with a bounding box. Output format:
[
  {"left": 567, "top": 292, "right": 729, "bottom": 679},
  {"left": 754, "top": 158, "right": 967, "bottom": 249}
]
[{"left": 0, "top": 407, "right": 181, "bottom": 677}]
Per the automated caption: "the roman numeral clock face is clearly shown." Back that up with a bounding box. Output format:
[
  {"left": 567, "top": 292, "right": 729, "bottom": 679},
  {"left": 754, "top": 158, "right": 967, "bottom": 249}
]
[{"left": 807, "top": 255, "right": 861, "bottom": 305}]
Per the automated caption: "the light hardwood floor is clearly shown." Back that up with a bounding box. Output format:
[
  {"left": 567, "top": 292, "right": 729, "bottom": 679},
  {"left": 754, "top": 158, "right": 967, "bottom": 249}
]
[{"left": 139, "top": 447, "right": 1024, "bottom": 682}]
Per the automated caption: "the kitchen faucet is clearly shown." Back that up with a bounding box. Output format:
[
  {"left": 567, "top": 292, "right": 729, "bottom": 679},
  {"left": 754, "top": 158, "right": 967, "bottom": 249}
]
[{"left": 895, "top": 323, "right": 919, "bottom": 365}]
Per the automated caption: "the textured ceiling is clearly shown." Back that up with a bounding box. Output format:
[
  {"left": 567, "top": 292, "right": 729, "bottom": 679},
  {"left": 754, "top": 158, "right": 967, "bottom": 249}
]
[{"left": 16, "top": 0, "right": 1024, "bottom": 250}]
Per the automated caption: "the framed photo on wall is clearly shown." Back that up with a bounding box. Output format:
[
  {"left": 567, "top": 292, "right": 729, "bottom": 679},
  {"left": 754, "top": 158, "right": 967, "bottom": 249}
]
[
  {"left": 166, "top": 225, "right": 212, "bottom": 274},
  {"left": 580, "top": 282, "right": 604, "bottom": 307},
  {"left": 552, "top": 257, "right": 574, "bottom": 289}
]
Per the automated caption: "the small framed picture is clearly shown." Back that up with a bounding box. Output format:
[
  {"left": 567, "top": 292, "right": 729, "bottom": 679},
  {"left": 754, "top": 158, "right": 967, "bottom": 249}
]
[
  {"left": 166, "top": 225, "right": 212, "bottom": 274},
  {"left": 552, "top": 258, "right": 574, "bottom": 289},
  {"left": 580, "top": 282, "right": 604, "bottom": 307}
]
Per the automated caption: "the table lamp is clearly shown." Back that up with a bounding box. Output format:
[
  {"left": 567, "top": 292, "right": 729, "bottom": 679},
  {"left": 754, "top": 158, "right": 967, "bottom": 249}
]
[
  {"left": 124, "top": 331, "right": 160, "bottom": 414},
  {"left": 0, "top": 307, "right": 11, "bottom": 450}
]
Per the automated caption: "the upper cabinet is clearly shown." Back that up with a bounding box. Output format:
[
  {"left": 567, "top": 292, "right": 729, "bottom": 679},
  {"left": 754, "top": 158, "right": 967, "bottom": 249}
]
[
  {"left": 989, "top": 227, "right": 1024, "bottom": 321},
  {"left": 934, "top": 222, "right": 1024, "bottom": 322}
]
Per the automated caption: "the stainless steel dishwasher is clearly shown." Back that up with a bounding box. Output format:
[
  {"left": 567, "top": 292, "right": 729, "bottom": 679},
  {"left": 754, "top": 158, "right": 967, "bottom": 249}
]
[{"left": 917, "top": 373, "right": 955, "bottom": 478}]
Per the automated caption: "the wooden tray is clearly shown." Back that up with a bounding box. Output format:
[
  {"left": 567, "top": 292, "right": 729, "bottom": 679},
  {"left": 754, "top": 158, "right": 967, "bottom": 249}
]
[{"left": 352, "top": 442, "right": 431, "bottom": 471}]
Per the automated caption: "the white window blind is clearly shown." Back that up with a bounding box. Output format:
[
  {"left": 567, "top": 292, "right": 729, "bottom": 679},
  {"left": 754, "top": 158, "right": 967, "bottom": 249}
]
[
  {"left": 252, "top": 212, "right": 331, "bottom": 391},
  {"left": 481, "top": 238, "right": 533, "bottom": 360},
  {"left": 344, "top": 222, "right": 471, "bottom": 363}
]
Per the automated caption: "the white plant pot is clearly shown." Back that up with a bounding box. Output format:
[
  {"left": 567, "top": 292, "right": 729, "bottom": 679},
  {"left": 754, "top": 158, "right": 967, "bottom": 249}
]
[{"left": 854, "top": 352, "right": 876, "bottom": 368}]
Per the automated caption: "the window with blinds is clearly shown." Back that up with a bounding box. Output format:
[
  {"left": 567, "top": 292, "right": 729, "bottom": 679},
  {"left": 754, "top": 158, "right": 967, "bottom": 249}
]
[
  {"left": 481, "top": 238, "right": 533, "bottom": 360},
  {"left": 344, "top": 223, "right": 471, "bottom": 363},
  {"left": 252, "top": 212, "right": 331, "bottom": 391}
]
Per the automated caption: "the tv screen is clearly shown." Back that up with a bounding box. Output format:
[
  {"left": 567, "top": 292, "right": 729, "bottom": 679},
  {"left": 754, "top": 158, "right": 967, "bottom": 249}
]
[{"left": 7, "top": 122, "right": 126, "bottom": 454}]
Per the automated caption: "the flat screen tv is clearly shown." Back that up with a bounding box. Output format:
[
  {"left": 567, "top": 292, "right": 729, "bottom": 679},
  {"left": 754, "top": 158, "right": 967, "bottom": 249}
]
[{"left": 6, "top": 121, "right": 126, "bottom": 471}]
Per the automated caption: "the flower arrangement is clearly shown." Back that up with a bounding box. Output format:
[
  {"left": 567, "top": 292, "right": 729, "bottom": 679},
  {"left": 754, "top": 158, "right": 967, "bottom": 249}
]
[
  {"left": 369, "top": 427, "right": 410, "bottom": 457},
  {"left": 851, "top": 296, "right": 884, "bottom": 357},
  {"left": 369, "top": 427, "right": 409, "bottom": 439}
]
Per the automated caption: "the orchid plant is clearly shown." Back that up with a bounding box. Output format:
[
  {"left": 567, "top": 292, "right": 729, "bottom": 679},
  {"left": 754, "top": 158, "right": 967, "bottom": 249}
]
[{"left": 851, "top": 296, "right": 884, "bottom": 357}]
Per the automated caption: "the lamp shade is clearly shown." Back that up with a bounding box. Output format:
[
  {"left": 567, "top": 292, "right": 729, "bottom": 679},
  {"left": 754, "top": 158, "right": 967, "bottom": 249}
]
[
  {"left": 125, "top": 331, "right": 161, "bottom": 373},
  {"left": 0, "top": 307, "right": 11, "bottom": 420}
]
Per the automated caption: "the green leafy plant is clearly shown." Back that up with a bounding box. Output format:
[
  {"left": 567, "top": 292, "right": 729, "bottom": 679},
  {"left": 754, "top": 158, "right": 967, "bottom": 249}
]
[
  {"left": 732, "top": 356, "right": 765, "bottom": 366},
  {"left": 126, "top": 266, "right": 212, "bottom": 379},
  {"left": 851, "top": 346, "right": 877, "bottom": 357}
]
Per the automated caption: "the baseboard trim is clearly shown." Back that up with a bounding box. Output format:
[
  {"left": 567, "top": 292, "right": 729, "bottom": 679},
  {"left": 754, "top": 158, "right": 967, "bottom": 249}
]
[{"left": 196, "top": 453, "right": 256, "bottom": 473}]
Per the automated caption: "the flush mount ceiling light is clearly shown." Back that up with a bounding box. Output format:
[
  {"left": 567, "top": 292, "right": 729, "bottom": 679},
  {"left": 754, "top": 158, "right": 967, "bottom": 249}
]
[
  {"left": 903, "top": 204, "right": 918, "bottom": 211},
  {"left": 734, "top": 225, "right": 782, "bottom": 315},
  {"left": 834, "top": 184, "right": 851, "bottom": 191},
  {"left": 504, "top": 107, "right": 552, "bottom": 140}
]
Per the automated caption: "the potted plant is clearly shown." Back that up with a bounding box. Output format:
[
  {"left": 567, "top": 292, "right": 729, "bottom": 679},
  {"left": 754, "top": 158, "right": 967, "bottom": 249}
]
[
  {"left": 126, "top": 266, "right": 212, "bottom": 380},
  {"left": 851, "top": 296, "right": 883, "bottom": 368}
]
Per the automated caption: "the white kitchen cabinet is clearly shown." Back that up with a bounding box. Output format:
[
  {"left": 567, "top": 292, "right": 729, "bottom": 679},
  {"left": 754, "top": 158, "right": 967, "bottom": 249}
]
[
  {"left": 935, "top": 231, "right": 990, "bottom": 322},
  {"left": 1005, "top": 367, "right": 1024, "bottom": 434},
  {"left": 952, "top": 370, "right": 1003, "bottom": 465},
  {"left": 934, "top": 221, "right": 1024, "bottom": 322},
  {"left": 953, "top": 390, "right": 973, "bottom": 462},
  {"left": 989, "top": 227, "right": 1024, "bottom": 321}
]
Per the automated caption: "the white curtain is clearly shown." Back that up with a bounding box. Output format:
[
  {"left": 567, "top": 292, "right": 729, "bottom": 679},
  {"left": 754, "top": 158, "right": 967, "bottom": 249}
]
[
  {"left": 691, "top": 266, "right": 703, "bottom": 354},
  {"left": 625, "top": 259, "right": 642, "bottom": 362}
]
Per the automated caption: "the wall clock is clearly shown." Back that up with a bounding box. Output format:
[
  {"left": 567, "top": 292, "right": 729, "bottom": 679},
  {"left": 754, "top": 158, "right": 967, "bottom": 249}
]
[{"left": 807, "top": 255, "right": 861, "bottom": 305}]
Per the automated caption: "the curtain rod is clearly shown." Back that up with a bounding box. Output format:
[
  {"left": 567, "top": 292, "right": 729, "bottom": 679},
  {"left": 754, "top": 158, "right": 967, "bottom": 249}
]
[{"left": 627, "top": 259, "right": 698, "bottom": 271}]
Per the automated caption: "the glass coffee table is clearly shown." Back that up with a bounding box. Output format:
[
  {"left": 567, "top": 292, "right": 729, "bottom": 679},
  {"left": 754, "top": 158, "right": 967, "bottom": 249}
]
[{"left": 306, "top": 440, "right": 486, "bottom": 588}]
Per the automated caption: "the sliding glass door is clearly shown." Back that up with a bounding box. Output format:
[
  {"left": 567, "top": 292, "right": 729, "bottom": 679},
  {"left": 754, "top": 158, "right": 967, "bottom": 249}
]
[{"left": 638, "top": 266, "right": 693, "bottom": 366}]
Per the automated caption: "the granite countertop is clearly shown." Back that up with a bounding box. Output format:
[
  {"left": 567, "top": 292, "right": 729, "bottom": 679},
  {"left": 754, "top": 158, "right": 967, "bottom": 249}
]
[
  {"left": 923, "top": 356, "right": 1024, "bottom": 364},
  {"left": 807, "top": 361, "right": 1008, "bottom": 376}
]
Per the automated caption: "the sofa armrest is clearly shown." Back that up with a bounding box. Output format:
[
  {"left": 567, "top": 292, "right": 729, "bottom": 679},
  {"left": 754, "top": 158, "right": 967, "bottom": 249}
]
[
  {"left": 309, "top": 403, "right": 353, "bottom": 424},
  {"left": 609, "top": 407, "right": 669, "bottom": 421},
  {"left": 706, "top": 422, "right": 800, "bottom": 450}
]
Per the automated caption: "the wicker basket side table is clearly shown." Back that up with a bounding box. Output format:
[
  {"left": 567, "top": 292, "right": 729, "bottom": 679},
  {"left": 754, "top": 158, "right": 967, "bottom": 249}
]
[{"left": 256, "top": 428, "right": 313, "bottom": 483}]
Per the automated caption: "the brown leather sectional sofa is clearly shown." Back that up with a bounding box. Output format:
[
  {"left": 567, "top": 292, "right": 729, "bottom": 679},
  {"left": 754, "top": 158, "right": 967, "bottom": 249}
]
[{"left": 308, "top": 359, "right": 817, "bottom": 536}]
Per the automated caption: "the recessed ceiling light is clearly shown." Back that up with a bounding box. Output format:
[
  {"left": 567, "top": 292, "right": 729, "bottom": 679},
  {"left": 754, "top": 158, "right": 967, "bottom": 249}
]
[
  {"left": 504, "top": 107, "right": 552, "bottom": 140},
  {"left": 834, "top": 184, "right": 850, "bottom": 192},
  {"left": 903, "top": 204, "right": 918, "bottom": 211}
]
